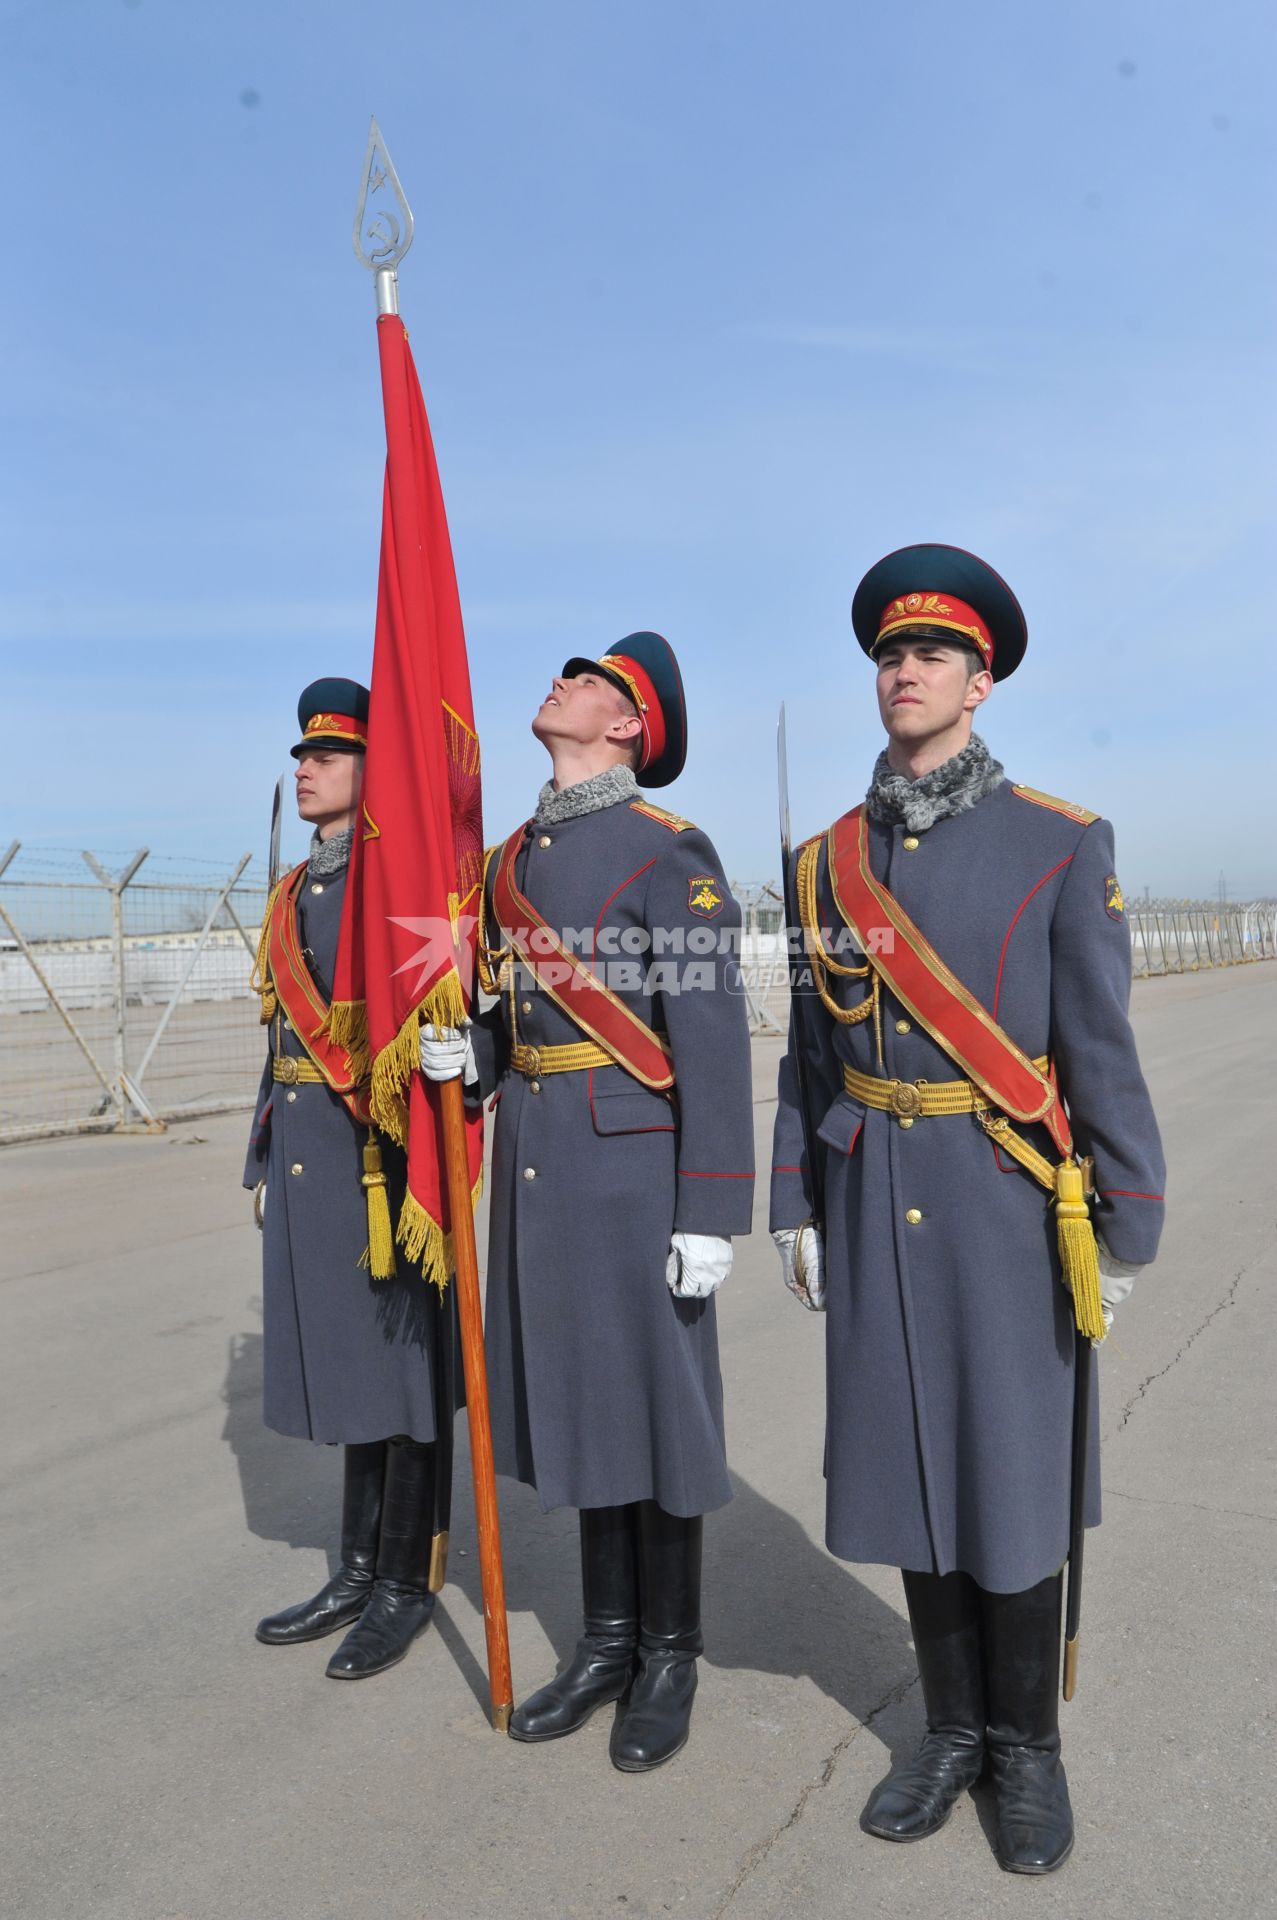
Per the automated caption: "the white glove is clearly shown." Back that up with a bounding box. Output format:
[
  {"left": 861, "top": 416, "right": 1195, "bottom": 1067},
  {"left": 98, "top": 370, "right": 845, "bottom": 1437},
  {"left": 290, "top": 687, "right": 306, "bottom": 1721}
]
[
  {"left": 419, "top": 1020, "right": 477, "bottom": 1085},
  {"left": 253, "top": 1181, "right": 266, "bottom": 1231},
  {"left": 666, "top": 1232, "right": 732, "bottom": 1299},
  {"left": 773, "top": 1225, "right": 825, "bottom": 1311},
  {"left": 1097, "top": 1233, "right": 1143, "bottom": 1330}
]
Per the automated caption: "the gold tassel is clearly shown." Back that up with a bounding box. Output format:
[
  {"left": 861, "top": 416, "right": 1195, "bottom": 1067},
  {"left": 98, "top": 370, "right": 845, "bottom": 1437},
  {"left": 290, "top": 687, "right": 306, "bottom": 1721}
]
[
  {"left": 361, "top": 1131, "right": 397, "bottom": 1280},
  {"left": 1055, "top": 1161, "right": 1106, "bottom": 1341}
]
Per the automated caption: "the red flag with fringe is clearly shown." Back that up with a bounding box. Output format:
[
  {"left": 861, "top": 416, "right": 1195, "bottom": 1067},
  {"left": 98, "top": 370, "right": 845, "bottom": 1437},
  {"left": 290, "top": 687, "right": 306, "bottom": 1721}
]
[{"left": 328, "top": 312, "right": 484, "bottom": 1288}]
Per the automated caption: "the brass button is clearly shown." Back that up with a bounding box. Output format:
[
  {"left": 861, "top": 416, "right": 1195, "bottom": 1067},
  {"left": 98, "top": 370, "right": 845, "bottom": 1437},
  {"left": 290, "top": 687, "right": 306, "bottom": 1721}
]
[
  {"left": 310, "top": 882, "right": 324, "bottom": 894},
  {"left": 286, "top": 1090, "right": 297, "bottom": 1104},
  {"left": 291, "top": 1162, "right": 304, "bottom": 1177},
  {"left": 538, "top": 835, "right": 552, "bottom": 849},
  {"left": 899, "top": 1116, "right": 914, "bottom": 1130},
  {"left": 905, "top": 1207, "right": 922, "bottom": 1224},
  {"left": 529, "top": 1080, "right": 541, "bottom": 1094},
  {"left": 902, "top": 835, "right": 920, "bottom": 851},
  {"left": 523, "top": 1167, "right": 537, "bottom": 1181},
  {"left": 895, "top": 1019, "right": 911, "bottom": 1034},
  {"left": 282, "top": 1019, "right": 293, "bottom": 1033},
  {"left": 521, "top": 1000, "right": 533, "bottom": 1015}
]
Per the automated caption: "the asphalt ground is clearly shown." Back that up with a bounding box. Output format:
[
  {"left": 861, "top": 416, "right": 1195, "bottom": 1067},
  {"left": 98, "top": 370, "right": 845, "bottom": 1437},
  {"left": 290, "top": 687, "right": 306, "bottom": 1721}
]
[{"left": 1, "top": 965, "right": 1273, "bottom": 1919}]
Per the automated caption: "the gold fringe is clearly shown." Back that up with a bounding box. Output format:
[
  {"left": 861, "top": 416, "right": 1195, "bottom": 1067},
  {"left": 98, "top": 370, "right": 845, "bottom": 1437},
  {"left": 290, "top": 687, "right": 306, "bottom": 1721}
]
[
  {"left": 324, "top": 999, "right": 372, "bottom": 1084},
  {"left": 368, "top": 971, "right": 470, "bottom": 1146},
  {"left": 361, "top": 1132, "right": 397, "bottom": 1280},
  {"left": 1055, "top": 1161, "right": 1106, "bottom": 1341},
  {"left": 395, "top": 1168, "right": 485, "bottom": 1297}
]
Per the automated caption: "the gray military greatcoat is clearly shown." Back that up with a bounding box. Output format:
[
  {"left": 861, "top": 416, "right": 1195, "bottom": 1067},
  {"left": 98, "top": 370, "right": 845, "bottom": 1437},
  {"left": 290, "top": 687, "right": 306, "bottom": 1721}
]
[
  {"left": 771, "top": 779, "right": 1165, "bottom": 1593},
  {"left": 244, "top": 856, "right": 458, "bottom": 1446},
  {"left": 477, "top": 796, "right": 755, "bottom": 1518}
]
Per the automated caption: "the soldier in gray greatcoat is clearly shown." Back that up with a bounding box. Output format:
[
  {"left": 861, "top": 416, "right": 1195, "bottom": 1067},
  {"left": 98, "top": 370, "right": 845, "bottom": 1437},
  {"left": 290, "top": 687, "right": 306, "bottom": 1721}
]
[
  {"left": 422, "top": 632, "right": 755, "bottom": 1771},
  {"left": 246, "top": 678, "right": 459, "bottom": 1681},
  {"left": 771, "top": 548, "right": 1165, "bottom": 1873}
]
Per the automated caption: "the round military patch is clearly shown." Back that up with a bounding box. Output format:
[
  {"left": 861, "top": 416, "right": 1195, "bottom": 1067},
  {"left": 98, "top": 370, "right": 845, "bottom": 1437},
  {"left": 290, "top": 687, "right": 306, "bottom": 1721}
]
[
  {"left": 688, "top": 874, "right": 725, "bottom": 918},
  {"left": 1105, "top": 873, "right": 1125, "bottom": 921}
]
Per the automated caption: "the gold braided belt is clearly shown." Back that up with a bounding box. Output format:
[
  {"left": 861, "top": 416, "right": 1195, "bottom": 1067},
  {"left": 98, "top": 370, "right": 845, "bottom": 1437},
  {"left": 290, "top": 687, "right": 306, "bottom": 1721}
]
[
  {"left": 272, "top": 1055, "right": 326, "bottom": 1085},
  {"left": 509, "top": 1040, "right": 615, "bottom": 1077},
  {"left": 842, "top": 1056, "right": 1094, "bottom": 1197},
  {"left": 841, "top": 1055, "right": 1046, "bottom": 1120}
]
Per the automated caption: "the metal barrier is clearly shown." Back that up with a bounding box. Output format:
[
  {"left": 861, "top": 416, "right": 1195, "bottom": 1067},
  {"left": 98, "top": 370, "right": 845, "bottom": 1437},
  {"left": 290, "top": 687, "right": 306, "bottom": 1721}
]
[
  {"left": 0, "top": 842, "right": 269, "bottom": 1142},
  {"left": 730, "top": 888, "right": 1277, "bottom": 1034},
  {"left": 1127, "top": 902, "right": 1277, "bottom": 976},
  {"left": 2, "top": 847, "right": 1272, "bottom": 1141}
]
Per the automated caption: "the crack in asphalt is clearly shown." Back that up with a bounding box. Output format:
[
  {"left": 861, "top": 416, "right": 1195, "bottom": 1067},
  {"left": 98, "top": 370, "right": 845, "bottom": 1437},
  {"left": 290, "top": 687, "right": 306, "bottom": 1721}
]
[
  {"left": 1116, "top": 1259, "right": 1257, "bottom": 1431},
  {"left": 1101, "top": 1484, "right": 1275, "bottom": 1524},
  {"left": 712, "top": 1671, "right": 920, "bottom": 1917}
]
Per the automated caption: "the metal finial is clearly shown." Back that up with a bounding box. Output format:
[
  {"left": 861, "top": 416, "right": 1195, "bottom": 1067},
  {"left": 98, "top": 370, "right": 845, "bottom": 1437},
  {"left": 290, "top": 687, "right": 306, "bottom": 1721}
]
[{"left": 353, "top": 117, "right": 415, "bottom": 314}]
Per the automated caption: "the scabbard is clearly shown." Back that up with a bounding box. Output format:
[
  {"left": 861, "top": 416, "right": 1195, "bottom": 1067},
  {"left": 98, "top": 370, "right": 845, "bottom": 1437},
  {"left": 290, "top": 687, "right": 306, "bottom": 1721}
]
[{"left": 1062, "top": 1328, "right": 1091, "bottom": 1699}]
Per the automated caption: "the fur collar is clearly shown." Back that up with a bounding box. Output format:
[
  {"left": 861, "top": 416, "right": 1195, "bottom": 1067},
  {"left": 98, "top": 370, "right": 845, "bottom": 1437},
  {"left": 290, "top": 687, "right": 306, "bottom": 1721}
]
[
  {"left": 865, "top": 734, "right": 1005, "bottom": 832},
  {"left": 307, "top": 825, "right": 353, "bottom": 877},
  {"left": 534, "top": 763, "right": 639, "bottom": 826}
]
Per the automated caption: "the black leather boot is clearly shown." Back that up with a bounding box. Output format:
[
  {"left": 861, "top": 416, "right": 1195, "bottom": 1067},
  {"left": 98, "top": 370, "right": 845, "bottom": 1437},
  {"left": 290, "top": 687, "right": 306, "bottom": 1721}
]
[
  {"left": 862, "top": 1570, "right": 986, "bottom": 1840},
  {"left": 256, "top": 1441, "right": 386, "bottom": 1645},
  {"left": 981, "top": 1572, "right": 1074, "bottom": 1873},
  {"left": 509, "top": 1505, "right": 639, "bottom": 1742},
  {"left": 609, "top": 1504, "right": 703, "bottom": 1773},
  {"left": 326, "top": 1437, "right": 437, "bottom": 1679}
]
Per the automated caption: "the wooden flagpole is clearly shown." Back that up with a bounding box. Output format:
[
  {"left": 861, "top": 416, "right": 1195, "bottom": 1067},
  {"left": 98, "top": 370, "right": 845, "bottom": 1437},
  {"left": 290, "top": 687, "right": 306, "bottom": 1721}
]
[{"left": 440, "top": 1076, "right": 514, "bottom": 1730}]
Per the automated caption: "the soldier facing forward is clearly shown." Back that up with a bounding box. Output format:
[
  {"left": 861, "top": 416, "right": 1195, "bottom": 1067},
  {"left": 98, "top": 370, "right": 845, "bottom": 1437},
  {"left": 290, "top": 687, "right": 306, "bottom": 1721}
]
[
  {"left": 422, "top": 633, "right": 755, "bottom": 1770},
  {"left": 771, "top": 548, "right": 1165, "bottom": 1872},
  {"left": 247, "top": 679, "right": 459, "bottom": 1680}
]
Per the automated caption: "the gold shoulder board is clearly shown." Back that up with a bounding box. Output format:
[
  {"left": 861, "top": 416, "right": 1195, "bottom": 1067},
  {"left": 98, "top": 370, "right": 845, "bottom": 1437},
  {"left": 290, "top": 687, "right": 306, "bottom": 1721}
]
[
  {"left": 1011, "top": 784, "right": 1100, "bottom": 826},
  {"left": 629, "top": 800, "right": 695, "bottom": 833}
]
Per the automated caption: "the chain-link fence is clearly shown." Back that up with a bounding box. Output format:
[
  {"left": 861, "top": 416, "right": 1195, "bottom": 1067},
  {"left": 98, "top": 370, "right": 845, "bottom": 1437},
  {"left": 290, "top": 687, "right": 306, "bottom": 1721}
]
[
  {"left": 0, "top": 844, "right": 269, "bottom": 1142},
  {"left": 2, "top": 845, "right": 1273, "bottom": 1142}
]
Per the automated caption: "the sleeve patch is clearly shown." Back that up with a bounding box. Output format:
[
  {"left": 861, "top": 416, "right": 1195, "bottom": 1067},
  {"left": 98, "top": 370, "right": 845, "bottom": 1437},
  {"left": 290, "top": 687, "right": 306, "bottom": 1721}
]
[
  {"left": 1105, "top": 873, "right": 1125, "bottom": 920},
  {"left": 688, "top": 875, "right": 725, "bottom": 918},
  {"left": 1011, "top": 784, "right": 1100, "bottom": 826}
]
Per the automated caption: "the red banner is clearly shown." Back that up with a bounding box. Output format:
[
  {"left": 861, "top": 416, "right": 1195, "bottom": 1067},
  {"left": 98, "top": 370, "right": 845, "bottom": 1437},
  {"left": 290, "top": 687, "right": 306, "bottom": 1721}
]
[{"left": 329, "top": 313, "right": 484, "bottom": 1287}]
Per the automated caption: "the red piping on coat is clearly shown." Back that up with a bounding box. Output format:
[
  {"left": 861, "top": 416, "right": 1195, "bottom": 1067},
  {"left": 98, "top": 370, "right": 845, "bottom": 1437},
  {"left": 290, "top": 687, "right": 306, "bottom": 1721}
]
[
  {"left": 591, "top": 858, "right": 659, "bottom": 956},
  {"left": 992, "top": 856, "right": 1074, "bottom": 1019}
]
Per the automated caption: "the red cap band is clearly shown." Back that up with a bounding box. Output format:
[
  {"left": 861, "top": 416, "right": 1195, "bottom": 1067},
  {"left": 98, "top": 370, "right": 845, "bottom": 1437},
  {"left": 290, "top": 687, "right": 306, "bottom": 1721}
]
[
  {"left": 598, "top": 653, "right": 666, "bottom": 772},
  {"left": 875, "top": 592, "right": 994, "bottom": 667},
  {"left": 300, "top": 711, "right": 368, "bottom": 748}
]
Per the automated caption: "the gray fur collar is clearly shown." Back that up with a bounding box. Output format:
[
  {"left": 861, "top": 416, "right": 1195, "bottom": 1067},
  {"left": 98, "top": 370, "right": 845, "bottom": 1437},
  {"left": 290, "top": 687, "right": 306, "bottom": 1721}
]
[
  {"left": 307, "top": 825, "right": 353, "bottom": 877},
  {"left": 866, "top": 734, "right": 1005, "bottom": 832},
  {"left": 534, "top": 763, "right": 639, "bottom": 827}
]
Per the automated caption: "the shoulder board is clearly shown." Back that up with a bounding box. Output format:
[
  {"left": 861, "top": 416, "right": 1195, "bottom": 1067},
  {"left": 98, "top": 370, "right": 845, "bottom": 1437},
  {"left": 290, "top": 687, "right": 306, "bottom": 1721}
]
[
  {"left": 797, "top": 829, "right": 822, "bottom": 854},
  {"left": 1011, "top": 784, "right": 1099, "bottom": 826},
  {"left": 629, "top": 800, "right": 695, "bottom": 833}
]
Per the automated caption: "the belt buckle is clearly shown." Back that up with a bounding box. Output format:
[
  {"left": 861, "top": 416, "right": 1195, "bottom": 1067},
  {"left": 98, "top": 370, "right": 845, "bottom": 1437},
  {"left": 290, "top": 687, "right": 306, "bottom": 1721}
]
[
  {"left": 889, "top": 1080, "right": 922, "bottom": 1118},
  {"left": 523, "top": 1045, "right": 541, "bottom": 1077},
  {"left": 276, "top": 1056, "right": 299, "bottom": 1085}
]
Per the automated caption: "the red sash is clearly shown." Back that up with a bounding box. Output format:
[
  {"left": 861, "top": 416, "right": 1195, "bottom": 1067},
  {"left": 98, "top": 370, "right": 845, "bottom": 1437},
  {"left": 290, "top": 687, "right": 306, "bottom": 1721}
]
[
  {"left": 491, "top": 825, "right": 675, "bottom": 1091},
  {"left": 826, "top": 807, "right": 1071, "bottom": 1155},
  {"left": 266, "top": 864, "right": 373, "bottom": 1125}
]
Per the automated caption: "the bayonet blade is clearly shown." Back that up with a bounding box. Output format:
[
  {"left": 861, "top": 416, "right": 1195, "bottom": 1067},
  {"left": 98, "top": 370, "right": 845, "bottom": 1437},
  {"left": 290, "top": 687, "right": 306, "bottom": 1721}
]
[
  {"left": 267, "top": 774, "right": 284, "bottom": 892},
  {"left": 777, "top": 703, "right": 825, "bottom": 1230}
]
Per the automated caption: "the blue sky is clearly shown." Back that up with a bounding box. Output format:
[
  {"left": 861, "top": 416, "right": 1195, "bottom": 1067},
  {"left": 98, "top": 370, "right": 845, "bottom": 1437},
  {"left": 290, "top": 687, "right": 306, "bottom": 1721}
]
[{"left": 2, "top": 0, "right": 1273, "bottom": 895}]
